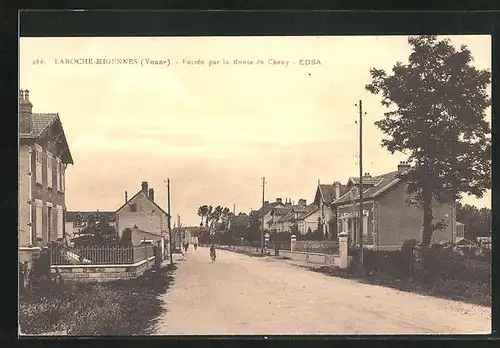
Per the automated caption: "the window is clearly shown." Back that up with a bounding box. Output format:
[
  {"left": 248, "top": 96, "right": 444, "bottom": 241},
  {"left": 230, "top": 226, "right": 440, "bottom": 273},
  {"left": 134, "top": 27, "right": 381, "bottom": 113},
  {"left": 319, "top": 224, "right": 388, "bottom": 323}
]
[
  {"left": 56, "top": 158, "right": 61, "bottom": 191},
  {"left": 61, "top": 164, "right": 65, "bottom": 192},
  {"left": 35, "top": 200, "right": 43, "bottom": 240},
  {"left": 35, "top": 144, "right": 43, "bottom": 185},
  {"left": 129, "top": 203, "right": 137, "bottom": 212},
  {"left": 363, "top": 212, "right": 368, "bottom": 236},
  {"left": 46, "top": 152, "right": 53, "bottom": 188},
  {"left": 56, "top": 206, "right": 63, "bottom": 239},
  {"left": 47, "top": 205, "right": 53, "bottom": 240}
]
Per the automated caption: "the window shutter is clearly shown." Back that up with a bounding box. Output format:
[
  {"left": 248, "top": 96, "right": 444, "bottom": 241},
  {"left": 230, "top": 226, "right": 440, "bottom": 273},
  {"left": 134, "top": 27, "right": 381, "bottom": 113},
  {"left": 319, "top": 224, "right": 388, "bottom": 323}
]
[
  {"left": 35, "top": 203, "right": 43, "bottom": 239},
  {"left": 61, "top": 165, "right": 65, "bottom": 192},
  {"left": 56, "top": 159, "right": 61, "bottom": 191},
  {"left": 35, "top": 146, "right": 42, "bottom": 184},
  {"left": 47, "top": 152, "right": 53, "bottom": 188},
  {"left": 57, "top": 206, "right": 63, "bottom": 239}
]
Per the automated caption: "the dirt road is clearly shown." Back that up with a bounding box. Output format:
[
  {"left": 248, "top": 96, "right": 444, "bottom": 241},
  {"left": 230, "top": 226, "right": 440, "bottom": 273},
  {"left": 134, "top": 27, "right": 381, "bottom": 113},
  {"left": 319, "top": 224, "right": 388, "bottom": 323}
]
[{"left": 153, "top": 247, "right": 490, "bottom": 335}]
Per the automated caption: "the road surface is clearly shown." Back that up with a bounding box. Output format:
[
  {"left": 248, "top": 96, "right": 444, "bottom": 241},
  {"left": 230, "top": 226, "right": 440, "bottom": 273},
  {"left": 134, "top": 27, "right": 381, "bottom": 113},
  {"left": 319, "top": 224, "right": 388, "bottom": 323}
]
[{"left": 153, "top": 247, "right": 491, "bottom": 335}]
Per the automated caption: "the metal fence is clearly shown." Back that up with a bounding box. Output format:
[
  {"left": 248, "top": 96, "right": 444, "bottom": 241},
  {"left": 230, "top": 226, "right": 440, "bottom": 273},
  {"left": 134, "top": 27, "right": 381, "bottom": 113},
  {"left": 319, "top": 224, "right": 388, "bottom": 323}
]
[
  {"left": 294, "top": 241, "right": 339, "bottom": 255},
  {"left": 268, "top": 241, "right": 291, "bottom": 250},
  {"left": 50, "top": 245, "right": 154, "bottom": 265}
]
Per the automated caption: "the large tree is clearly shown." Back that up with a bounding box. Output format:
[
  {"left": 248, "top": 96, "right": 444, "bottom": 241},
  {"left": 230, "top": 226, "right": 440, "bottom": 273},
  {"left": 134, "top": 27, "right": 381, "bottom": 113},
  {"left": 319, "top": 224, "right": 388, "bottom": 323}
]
[{"left": 366, "top": 35, "right": 491, "bottom": 247}]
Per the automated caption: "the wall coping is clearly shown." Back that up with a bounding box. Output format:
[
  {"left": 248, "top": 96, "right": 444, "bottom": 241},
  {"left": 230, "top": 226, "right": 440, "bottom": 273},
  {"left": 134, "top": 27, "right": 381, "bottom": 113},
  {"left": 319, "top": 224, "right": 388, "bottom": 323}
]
[
  {"left": 51, "top": 256, "right": 155, "bottom": 269},
  {"left": 279, "top": 250, "right": 307, "bottom": 255},
  {"left": 19, "top": 247, "right": 42, "bottom": 251}
]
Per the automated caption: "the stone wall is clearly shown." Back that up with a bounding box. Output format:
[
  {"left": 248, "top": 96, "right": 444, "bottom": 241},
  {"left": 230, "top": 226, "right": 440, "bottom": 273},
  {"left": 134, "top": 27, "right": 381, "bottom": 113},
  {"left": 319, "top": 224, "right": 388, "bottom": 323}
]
[{"left": 50, "top": 256, "right": 156, "bottom": 282}]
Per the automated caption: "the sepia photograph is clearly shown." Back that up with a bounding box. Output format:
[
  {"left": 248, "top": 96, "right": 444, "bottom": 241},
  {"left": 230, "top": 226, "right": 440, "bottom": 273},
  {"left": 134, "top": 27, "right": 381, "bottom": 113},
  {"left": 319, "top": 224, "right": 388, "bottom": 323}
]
[{"left": 18, "top": 34, "right": 491, "bottom": 336}]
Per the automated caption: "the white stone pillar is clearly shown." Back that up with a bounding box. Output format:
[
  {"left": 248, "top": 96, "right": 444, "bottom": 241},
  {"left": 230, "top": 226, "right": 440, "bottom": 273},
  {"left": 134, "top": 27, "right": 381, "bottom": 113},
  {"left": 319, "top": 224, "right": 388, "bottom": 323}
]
[
  {"left": 291, "top": 234, "right": 297, "bottom": 251},
  {"left": 338, "top": 232, "right": 349, "bottom": 269}
]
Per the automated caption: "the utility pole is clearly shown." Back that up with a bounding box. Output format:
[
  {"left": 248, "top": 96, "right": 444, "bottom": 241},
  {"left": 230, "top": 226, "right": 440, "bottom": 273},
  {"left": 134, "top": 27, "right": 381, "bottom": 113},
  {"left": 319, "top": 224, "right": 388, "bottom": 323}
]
[
  {"left": 261, "top": 177, "right": 266, "bottom": 254},
  {"left": 166, "top": 179, "right": 173, "bottom": 264},
  {"left": 232, "top": 203, "right": 236, "bottom": 244},
  {"left": 356, "top": 100, "right": 365, "bottom": 274}
]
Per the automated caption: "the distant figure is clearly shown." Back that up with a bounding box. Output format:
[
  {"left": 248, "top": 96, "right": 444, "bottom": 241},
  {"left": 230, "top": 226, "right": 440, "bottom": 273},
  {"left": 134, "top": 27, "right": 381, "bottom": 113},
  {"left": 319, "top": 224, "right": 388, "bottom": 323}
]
[
  {"left": 184, "top": 242, "right": 189, "bottom": 253},
  {"left": 210, "top": 244, "right": 216, "bottom": 262},
  {"left": 194, "top": 243, "right": 198, "bottom": 250}
]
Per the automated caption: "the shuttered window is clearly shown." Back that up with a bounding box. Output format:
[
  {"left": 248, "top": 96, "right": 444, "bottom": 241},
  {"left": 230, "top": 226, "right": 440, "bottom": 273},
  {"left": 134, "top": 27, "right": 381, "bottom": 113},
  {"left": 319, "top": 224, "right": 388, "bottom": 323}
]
[
  {"left": 61, "top": 164, "right": 65, "bottom": 192},
  {"left": 35, "top": 144, "right": 43, "bottom": 184},
  {"left": 35, "top": 200, "right": 43, "bottom": 239},
  {"left": 56, "top": 158, "right": 61, "bottom": 191},
  {"left": 46, "top": 152, "right": 53, "bottom": 188},
  {"left": 56, "top": 205, "right": 63, "bottom": 239}
]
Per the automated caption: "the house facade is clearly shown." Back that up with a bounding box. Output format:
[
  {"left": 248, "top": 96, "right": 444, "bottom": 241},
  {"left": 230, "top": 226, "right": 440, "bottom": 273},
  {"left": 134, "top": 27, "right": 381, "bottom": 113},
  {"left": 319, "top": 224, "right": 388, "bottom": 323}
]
[
  {"left": 257, "top": 198, "right": 285, "bottom": 232},
  {"left": 115, "top": 181, "right": 169, "bottom": 245},
  {"left": 313, "top": 182, "right": 348, "bottom": 240},
  {"left": 332, "top": 162, "right": 458, "bottom": 250},
  {"left": 19, "top": 90, "right": 74, "bottom": 251},
  {"left": 296, "top": 204, "right": 320, "bottom": 235}
]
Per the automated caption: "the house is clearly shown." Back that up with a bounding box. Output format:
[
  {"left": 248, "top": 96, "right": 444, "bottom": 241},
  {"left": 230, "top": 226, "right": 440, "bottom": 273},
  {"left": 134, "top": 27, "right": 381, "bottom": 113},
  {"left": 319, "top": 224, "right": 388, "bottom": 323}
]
[
  {"left": 270, "top": 199, "right": 309, "bottom": 233},
  {"left": 65, "top": 211, "right": 117, "bottom": 240},
  {"left": 18, "top": 89, "right": 74, "bottom": 253},
  {"left": 115, "top": 181, "right": 169, "bottom": 247},
  {"left": 296, "top": 204, "right": 320, "bottom": 235},
  {"left": 313, "top": 182, "right": 349, "bottom": 240},
  {"left": 331, "top": 161, "right": 458, "bottom": 250},
  {"left": 256, "top": 198, "right": 286, "bottom": 231}
]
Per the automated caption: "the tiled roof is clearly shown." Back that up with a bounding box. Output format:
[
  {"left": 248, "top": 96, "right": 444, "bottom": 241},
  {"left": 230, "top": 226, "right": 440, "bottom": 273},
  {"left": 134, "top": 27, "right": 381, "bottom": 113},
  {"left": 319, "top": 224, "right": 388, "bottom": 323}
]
[
  {"left": 66, "top": 211, "right": 117, "bottom": 222},
  {"left": 277, "top": 210, "right": 296, "bottom": 223},
  {"left": 20, "top": 113, "right": 58, "bottom": 139},
  {"left": 319, "top": 184, "right": 349, "bottom": 203},
  {"left": 272, "top": 207, "right": 290, "bottom": 216},
  {"left": 349, "top": 176, "right": 383, "bottom": 186},
  {"left": 291, "top": 204, "right": 308, "bottom": 213},
  {"left": 297, "top": 204, "right": 319, "bottom": 220},
  {"left": 257, "top": 201, "right": 284, "bottom": 216},
  {"left": 333, "top": 171, "right": 401, "bottom": 205}
]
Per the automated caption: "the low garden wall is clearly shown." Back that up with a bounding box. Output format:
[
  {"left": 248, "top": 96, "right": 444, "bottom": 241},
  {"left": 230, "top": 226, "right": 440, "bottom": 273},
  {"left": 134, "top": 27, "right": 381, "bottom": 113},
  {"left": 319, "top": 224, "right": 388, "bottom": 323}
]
[
  {"left": 278, "top": 249, "right": 348, "bottom": 266},
  {"left": 50, "top": 256, "right": 156, "bottom": 283}
]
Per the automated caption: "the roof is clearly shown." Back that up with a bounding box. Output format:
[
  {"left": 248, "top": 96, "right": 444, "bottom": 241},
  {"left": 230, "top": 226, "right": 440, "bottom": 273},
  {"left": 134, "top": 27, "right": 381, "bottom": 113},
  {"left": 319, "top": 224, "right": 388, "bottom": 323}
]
[
  {"left": 257, "top": 201, "right": 285, "bottom": 217},
  {"left": 115, "top": 189, "right": 170, "bottom": 216},
  {"left": 277, "top": 210, "right": 296, "bottom": 223},
  {"left": 318, "top": 184, "right": 349, "bottom": 204},
  {"left": 272, "top": 207, "right": 290, "bottom": 216},
  {"left": 20, "top": 113, "right": 74, "bottom": 164},
  {"left": 297, "top": 204, "right": 319, "bottom": 220},
  {"left": 333, "top": 171, "right": 401, "bottom": 205},
  {"left": 348, "top": 176, "right": 382, "bottom": 186},
  {"left": 66, "top": 211, "right": 117, "bottom": 222}
]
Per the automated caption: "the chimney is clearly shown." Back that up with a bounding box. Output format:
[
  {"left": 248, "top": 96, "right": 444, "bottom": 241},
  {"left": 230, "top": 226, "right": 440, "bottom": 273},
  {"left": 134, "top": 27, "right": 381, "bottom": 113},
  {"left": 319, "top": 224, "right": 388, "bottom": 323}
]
[
  {"left": 141, "top": 181, "right": 148, "bottom": 194},
  {"left": 125, "top": 191, "right": 128, "bottom": 203},
  {"left": 333, "top": 181, "right": 341, "bottom": 199},
  {"left": 148, "top": 188, "right": 154, "bottom": 201},
  {"left": 363, "top": 173, "right": 371, "bottom": 178},
  {"left": 19, "top": 89, "right": 33, "bottom": 134},
  {"left": 264, "top": 200, "right": 269, "bottom": 205},
  {"left": 298, "top": 199, "right": 307, "bottom": 206},
  {"left": 285, "top": 200, "right": 292, "bottom": 207},
  {"left": 276, "top": 198, "right": 282, "bottom": 204},
  {"left": 398, "top": 161, "right": 411, "bottom": 173}
]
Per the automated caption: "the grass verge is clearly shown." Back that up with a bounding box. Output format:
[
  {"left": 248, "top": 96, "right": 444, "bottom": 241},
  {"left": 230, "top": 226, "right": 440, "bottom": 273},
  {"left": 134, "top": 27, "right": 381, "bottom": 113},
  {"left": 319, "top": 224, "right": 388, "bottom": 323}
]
[
  {"left": 19, "top": 264, "right": 176, "bottom": 336},
  {"left": 310, "top": 265, "right": 491, "bottom": 307}
]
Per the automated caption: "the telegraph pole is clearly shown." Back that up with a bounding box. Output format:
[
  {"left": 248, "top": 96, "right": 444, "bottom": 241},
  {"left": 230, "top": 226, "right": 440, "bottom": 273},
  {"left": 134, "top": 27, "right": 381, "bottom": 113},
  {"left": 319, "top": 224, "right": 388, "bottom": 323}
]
[
  {"left": 166, "top": 179, "right": 173, "bottom": 264},
  {"left": 232, "top": 203, "right": 236, "bottom": 243},
  {"left": 356, "top": 100, "right": 365, "bottom": 274},
  {"left": 261, "top": 177, "right": 266, "bottom": 254}
]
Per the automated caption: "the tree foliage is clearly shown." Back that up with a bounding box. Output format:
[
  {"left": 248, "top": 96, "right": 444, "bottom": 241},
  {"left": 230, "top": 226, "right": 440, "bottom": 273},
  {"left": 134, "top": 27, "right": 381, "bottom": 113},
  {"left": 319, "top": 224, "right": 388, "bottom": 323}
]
[
  {"left": 366, "top": 35, "right": 491, "bottom": 246},
  {"left": 456, "top": 203, "right": 491, "bottom": 240}
]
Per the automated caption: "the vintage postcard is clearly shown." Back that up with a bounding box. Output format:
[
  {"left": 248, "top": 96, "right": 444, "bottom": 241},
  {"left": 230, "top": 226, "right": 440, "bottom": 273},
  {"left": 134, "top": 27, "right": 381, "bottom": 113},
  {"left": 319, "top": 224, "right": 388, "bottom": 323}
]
[{"left": 19, "top": 35, "right": 491, "bottom": 336}]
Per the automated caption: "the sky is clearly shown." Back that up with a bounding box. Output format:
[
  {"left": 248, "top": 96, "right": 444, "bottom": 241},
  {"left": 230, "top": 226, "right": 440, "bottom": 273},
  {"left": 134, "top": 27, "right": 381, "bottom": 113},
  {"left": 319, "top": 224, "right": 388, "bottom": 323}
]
[{"left": 19, "top": 35, "right": 491, "bottom": 226}]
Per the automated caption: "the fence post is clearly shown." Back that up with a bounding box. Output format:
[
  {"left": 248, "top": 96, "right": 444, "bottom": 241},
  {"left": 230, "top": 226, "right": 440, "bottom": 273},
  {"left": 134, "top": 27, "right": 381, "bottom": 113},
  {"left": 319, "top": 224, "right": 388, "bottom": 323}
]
[
  {"left": 338, "top": 232, "right": 349, "bottom": 269},
  {"left": 291, "top": 235, "right": 297, "bottom": 252}
]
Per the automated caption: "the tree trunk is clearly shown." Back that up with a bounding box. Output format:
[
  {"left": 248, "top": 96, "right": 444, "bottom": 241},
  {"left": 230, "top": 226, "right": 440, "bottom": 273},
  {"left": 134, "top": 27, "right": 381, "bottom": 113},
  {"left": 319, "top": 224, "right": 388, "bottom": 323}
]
[{"left": 421, "top": 184, "right": 434, "bottom": 247}]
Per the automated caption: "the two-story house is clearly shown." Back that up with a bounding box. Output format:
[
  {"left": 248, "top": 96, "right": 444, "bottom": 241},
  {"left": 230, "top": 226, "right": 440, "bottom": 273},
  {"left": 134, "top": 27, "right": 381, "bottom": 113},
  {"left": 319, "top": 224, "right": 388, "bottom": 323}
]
[
  {"left": 19, "top": 89, "right": 74, "bottom": 255},
  {"left": 331, "top": 161, "right": 458, "bottom": 250},
  {"left": 313, "top": 181, "right": 348, "bottom": 240},
  {"left": 115, "top": 181, "right": 169, "bottom": 247},
  {"left": 257, "top": 198, "right": 285, "bottom": 232}
]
